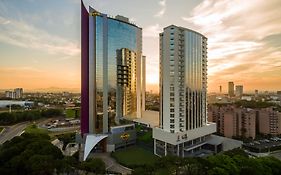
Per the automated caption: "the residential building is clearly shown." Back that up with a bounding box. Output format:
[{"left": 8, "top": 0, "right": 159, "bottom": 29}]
[
  {"left": 228, "top": 82, "right": 234, "bottom": 97},
  {"left": 81, "top": 1, "right": 145, "bottom": 160},
  {"left": 257, "top": 107, "right": 281, "bottom": 135},
  {"left": 208, "top": 105, "right": 256, "bottom": 139},
  {"left": 208, "top": 105, "right": 281, "bottom": 139},
  {"left": 153, "top": 25, "right": 216, "bottom": 157}
]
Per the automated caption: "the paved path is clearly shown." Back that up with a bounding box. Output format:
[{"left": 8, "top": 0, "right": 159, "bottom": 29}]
[
  {"left": 91, "top": 153, "right": 132, "bottom": 175},
  {"left": 270, "top": 150, "right": 281, "bottom": 160},
  {"left": 0, "top": 122, "right": 30, "bottom": 144}
]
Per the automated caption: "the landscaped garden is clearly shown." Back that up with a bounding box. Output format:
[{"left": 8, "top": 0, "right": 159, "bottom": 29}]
[
  {"left": 65, "top": 108, "right": 76, "bottom": 118},
  {"left": 25, "top": 124, "right": 49, "bottom": 135},
  {"left": 111, "top": 146, "right": 159, "bottom": 168}
]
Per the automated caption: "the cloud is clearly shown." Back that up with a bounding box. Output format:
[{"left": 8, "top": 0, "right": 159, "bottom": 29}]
[
  {"left": 0, "top": 16, "right": 80, "bottom": 56},
  {"left": 143, "top": 24, "right": 162, "bottom": 38},
  {"left": 154, "top": 0, "right": 166, "bottom": 18},
  {"left": 182, "top": 0, "right": 281, "bottom": 92}
]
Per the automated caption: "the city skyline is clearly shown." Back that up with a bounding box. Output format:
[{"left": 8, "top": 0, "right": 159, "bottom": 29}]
[{"left": 0, "top": 0, "right": 281, "bottom": 93}]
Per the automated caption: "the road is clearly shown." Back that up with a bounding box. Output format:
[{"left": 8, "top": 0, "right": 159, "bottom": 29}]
[
  {"left": 0, "top": 118, "right": 52, "bottom": 145},
  {"left": 0, "top": 122, "right": 30, "bottom": 144}
]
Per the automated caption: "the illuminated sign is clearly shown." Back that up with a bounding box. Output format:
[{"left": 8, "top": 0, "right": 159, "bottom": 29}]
[{"left": 120, "top": 133, "right": 130, "bottom": 141}]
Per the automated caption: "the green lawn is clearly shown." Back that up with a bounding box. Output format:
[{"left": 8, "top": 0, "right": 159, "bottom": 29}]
[
  {"left": 25, "top": 124, "right": 49, "bottom": 135},
  {"left": 111, "top": 146, "right": 159, "bottom": 167},
  {"left": 65, "top": 109, "right": 76, "bottom": 118}
]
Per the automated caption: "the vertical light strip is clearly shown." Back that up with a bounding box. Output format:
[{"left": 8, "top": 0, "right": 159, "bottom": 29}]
[
  {"left": 102, "top": 14, "right": 108, "bottom": 133},
  {"left": 88, "top": 15, "right": 95, "bottom": 134}
]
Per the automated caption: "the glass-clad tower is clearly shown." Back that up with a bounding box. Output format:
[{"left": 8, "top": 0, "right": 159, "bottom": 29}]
[
  {"left": 153, "top": 25, "right": 216, "bottom": 157},
  {"left": 81, "top": 1, "right": 144, "bottom": 136}
]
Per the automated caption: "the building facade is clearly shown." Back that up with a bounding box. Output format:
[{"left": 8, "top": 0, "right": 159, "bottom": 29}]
[
  {"left": 153, "top": 25, "right": 216, "bottom": 157},
  {"left": 258, "top": 107, "right": 281, "bottom": 135},
  {"left": 208, "top": 105, "right": 256, "bottom": 139},
  {"left": 81, "top": 1, "right": 145, "bottom": 160}
]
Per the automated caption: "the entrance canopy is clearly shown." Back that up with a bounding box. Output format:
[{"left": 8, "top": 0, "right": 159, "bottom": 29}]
[{"left": 83, "top": 134, "right": 108, "bottom": 161}]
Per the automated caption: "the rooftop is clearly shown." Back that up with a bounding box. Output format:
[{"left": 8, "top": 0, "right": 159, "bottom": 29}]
[{"left": 125, "top": 110, "right": 159, "bottom": 128}]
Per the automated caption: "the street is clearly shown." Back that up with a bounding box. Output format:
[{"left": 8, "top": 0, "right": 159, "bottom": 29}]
[
  {"left": 0, "top": 122, "right": 30, "bottom": 144},
  {"left": 0, "top": 118, "right": 53, "bottom": 145}
]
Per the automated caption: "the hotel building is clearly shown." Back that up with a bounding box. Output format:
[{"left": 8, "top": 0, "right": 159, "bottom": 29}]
[
  {"left": 81, "top": 1, "right": 145, "bottom": 160},
  {"left": 153, "top": 25, "right": 216, "bottom": 157}
]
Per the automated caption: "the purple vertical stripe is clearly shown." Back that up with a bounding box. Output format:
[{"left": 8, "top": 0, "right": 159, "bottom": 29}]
[{"left": 81, "top": 0, "right": 89, "bottom": 135}]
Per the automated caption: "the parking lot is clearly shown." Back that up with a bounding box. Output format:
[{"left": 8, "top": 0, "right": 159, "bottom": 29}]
[{"left": 243, "top": 137, "right": 281, "bottom": 153}]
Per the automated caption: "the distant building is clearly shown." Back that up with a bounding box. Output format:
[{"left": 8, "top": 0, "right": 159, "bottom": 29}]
[
  {"left": 235, "top": 85, "right": 243, "bottom": 97},
  {"left": 5, "top": 88, "right": 23, "bottom": 99},
  {"left": 277, "top": 91, "right": 281, "bottom": 95},
  {"left": 153, "top": 25, "right": 216, "bottom": 157},
  {"left": 5, "top": 91, "right": 14, "bottom": 98},
  {"left": 14, "top": 88, "right": 23, "bottom": 98},
  {"left": 255, "top": 90, "right": 259, "bottom": 97},
  {"left": 241, "top": 96, "right": 252, "bottom": 101},
  {"left": 228, "top": 82, "right": 234, "bottom": 97},
  {"left": 62, "top": 92, "right": 71, "bottom": 97}
]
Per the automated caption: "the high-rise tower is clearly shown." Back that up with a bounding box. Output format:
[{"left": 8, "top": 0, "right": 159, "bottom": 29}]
[
  {"left": 228, "top": 82, "right": 234, "bottom": 97},
  {"left": 153, "top": 25, "right": 216, "bottom": 157}
]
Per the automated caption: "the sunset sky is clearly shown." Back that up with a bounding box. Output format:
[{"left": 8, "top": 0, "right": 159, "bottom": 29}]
[{"left": 0, "top": 0, "right": 280, "bottom": 93}]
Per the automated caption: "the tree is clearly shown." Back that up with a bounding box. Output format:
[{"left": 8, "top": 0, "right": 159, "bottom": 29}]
[{"left": 80, "top": 158, "right": 106, "bottom": 174}]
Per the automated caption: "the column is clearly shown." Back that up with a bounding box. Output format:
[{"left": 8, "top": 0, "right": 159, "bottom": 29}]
[
  {"left": 182, "top": 143, "right": 184, "bottom": 157},
  {"left": 164, "top": 142, "right": 167, "bottom": 156},
  {"left": 154, "top": 139, "right": 156, "bottom": 155},
  {"left": 177, "top": 144, "right": 179, "bottom": 156}
]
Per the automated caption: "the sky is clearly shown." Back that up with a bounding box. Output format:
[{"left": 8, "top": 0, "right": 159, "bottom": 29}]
[{"left": 0, "top": 0, "right": 280, "bottom": 93}]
